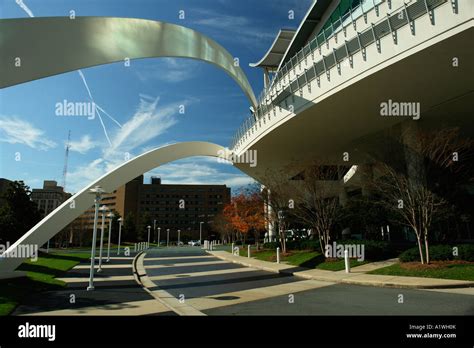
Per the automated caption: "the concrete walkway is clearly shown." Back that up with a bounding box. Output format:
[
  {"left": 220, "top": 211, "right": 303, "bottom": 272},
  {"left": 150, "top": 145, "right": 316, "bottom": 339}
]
[
  {"left": 13, "top": 253, "right": 174, "bottom": 316},
  {"left": 209, "top": 250, "right": 474, "bottom": 289}
]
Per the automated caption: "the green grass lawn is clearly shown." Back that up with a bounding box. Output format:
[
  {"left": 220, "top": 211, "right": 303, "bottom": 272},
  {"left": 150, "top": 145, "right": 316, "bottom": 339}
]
[
  {"left": 230, "top": 246, "right": 370, "bottom": 270},
  {"left": 0, "top": 252, "right": 90, "bottom": 316},
  {"left": 368, "top": 262, "right": 474, "bottom": 281},
  {"left": 315, "top": 258, "right": 369, "bottom": 271}
]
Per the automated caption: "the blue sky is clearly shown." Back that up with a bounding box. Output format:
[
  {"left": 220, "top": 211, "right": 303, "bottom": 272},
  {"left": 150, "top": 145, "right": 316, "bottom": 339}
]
[{"left": 0, "top": 0, "right": 312, "bottom": 194}]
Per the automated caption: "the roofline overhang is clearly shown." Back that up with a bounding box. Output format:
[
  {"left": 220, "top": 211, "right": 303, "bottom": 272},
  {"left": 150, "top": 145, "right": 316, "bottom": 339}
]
[
  {"left": 277, "top": 0, "right": 337, "bottom": 71},
  {"left": 249, "top": 28, "right": 296, "bottom": 69}
]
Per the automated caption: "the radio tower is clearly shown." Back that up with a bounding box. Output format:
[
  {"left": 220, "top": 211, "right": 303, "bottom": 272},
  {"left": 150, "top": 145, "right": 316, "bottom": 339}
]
[{"left": 62, "top": 130, "right": 71, "bottom": 193}]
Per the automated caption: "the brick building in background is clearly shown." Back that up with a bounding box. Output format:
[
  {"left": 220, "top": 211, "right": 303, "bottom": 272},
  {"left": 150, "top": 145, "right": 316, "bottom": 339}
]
[{"left": 76, "top": 176, "right": 230, "bottom": 242}]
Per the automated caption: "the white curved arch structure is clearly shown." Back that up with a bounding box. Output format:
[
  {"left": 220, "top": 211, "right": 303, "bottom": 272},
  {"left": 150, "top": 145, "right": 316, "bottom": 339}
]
[
  {"left": 0, "top": 142, "right": 226, "bottom": 276},
  {"left": 0, "top": 17, "right": 257, "bottom": 108}
]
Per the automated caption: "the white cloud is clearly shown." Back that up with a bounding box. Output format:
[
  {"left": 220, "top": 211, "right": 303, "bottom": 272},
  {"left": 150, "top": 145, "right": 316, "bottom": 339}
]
[
  {"left": 69, "top": 135, "right": 97, "bottom": 154},
  {"left": 66, "top": 95, "right": 194, "bottom": 192},
  {"left": 0, "top": 116, "right": 56, "bottom": 150},
  {"left": 191, "top": 9, "right": 275, "bottom": 47},
  {"left": 102, "top": 96, "right": 188, "bottom": 160},
  {"left": 146, "top": 159, "right": 255, "bottom": 188},
  {"left": 66, "top": 158, "right": 106, "bottom": 193},
  {"left": 136, "top": 58, "right": 200, "bottom": 83}
]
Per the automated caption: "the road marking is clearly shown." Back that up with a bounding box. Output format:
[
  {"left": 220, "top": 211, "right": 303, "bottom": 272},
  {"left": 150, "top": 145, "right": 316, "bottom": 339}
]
[
  {"left": 56, "top": 275, "right": 135, "bottom": 283},
  {"left": 148, "top": 266, "right": 256, "bottom": 281},
  {"left": 186, "top": 279, "right": 335, "bottom": 311}
]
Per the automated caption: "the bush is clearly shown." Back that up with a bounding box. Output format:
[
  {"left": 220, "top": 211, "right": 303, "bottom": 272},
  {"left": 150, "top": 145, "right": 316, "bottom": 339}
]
[
  {"left": 262, "top": 242, "right": 280, "bottom": 250},
  {"left": 399, "top": 244, "right": 466, "bottom": 262},
  {"left": 336, "top": 239, "right": 394, "bottom": 261},
  {"left": 285, "top": 239, "right": 320, "bottom": 251},
  {"left": 429, "top": 244, "right": 454, "bottom": 261},
  {"left": 399, "top": 247, "right": 421, "bottom": 262},
  {"left": 456, "top": 244, "right": 474, "bottom": 262}
]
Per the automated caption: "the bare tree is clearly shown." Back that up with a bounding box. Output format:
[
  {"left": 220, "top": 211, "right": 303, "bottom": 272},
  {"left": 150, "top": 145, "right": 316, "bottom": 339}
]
[
  {"left": 260, "top": 169, "right": 294, "bottom": 254},
  {"left": 373, "top": 163, "right": 445, "bottom": 264},
  {"left": 292, "top": 164, "right": 342, "bottom": 256},
  {"left": 372, "top": 127, "right": 472, "bottom": 264}
]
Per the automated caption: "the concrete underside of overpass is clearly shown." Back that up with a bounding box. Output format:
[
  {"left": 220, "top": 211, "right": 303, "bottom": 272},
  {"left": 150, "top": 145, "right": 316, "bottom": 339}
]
[{"left": 235, "top": 27, "right": 474, "bottom": 184}]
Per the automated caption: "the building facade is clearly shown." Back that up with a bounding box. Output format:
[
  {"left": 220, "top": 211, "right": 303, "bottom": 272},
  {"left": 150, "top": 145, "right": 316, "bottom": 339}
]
[
  {"left": 30, "top": 180, "right": 71, "bottom": 218},
  {"left": 76, "top": 176, "right": 230, "bottom": 240}
]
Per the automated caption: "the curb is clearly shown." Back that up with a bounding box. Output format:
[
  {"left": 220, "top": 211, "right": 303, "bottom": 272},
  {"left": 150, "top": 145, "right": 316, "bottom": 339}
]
[
  {"left": 132, "top": 250, "right": 206, "bottom": 316},
  {"left": 208, "top": 250, "right": 474, "bottom": 290}
]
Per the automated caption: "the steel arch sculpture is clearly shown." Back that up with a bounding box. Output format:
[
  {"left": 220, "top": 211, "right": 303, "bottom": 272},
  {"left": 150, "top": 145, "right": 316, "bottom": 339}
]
[
  {"left": 0, "top": 142, "right": 226, "bottom": 277},
  {"left": 0, "top": 16, "right": 257, "bottom": 107}
]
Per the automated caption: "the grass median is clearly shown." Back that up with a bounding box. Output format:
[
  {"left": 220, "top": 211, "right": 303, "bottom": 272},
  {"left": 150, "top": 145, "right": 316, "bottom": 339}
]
[
  {"left": 368, "top": 261, "right": 474, "bottom": 281},
  {"left": 230, "top": 246, "right": 368, "bottom": 270},
  {"left": 0, "top": 251, "right": 90, "bottom": 316}
]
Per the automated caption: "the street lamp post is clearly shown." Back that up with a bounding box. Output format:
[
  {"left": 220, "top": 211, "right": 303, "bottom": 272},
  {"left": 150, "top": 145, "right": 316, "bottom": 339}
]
[
  {"left": 166, "top": 229, "right": 170, "bottom": 247},
  {"left": 117, "top": 217, "right": 123, "bottom": 256},
  {"left": 199, "top": 221, "right": 204, "bottom": 245},
  {"left": 98, "top": 205, "right": 107, "bottom": 273},
  {"left": 157, "top": 227, "right": 161, "bottom": 247},
  {"left": 87, "top": 185, "right": 105, "bottom": 291},
  {"left": 106, "top": 211, "right": 114, "bottom": 262},
  {"left": 147, "top": 225, "right": 151, "bottom": 248}
]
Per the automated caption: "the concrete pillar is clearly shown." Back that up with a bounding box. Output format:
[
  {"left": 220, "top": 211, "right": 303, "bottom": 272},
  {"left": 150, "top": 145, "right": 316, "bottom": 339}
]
[
  {"left": 338, "top": 166, "right": 348, "bottom": 207},
  {"left": 263, "top": 68, "right": 270, "bottom": 91},
  {"left": 266, "top": 189, "right": 276, "bottom": 242},
  {"left": 401, "top": 121, "right": 426, "bottom": 186},
  {"left": 359, "top": 163, "right": 374, "bottom": 197}
]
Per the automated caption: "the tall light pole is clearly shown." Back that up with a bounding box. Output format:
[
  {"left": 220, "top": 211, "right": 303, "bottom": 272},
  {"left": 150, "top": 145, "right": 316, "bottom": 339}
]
[
  {"left": 87, "top": 185, "right": 105, "bottom": 291},
  {"left": 166, "top": 228, "right": 170, "bottom": 247},
  {"left": 199, "top": 221, "right": 204, "bottom": 245},
  {"left": 147, "top": 225, "right": 151, "bottom": 247},
  {"left": 157, "top": 227, "right": 161, "bottom": 247},
  {"left": 98, "top": 205, "right": 107, "bottom": 273},
  {"left": 117, "top": 217, "right": 123, "bottom": 256},
  {"left": 106, "top": 211, "right": 114, "bottom": 262},
  {"left": 178, "top": 229, "right": 181, "bottom": 246}
]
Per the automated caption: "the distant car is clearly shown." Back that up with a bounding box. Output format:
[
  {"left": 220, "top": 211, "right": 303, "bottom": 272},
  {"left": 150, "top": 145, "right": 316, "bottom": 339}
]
[{"left": 190, "top": 240, "right": 201, "bottom": 246}]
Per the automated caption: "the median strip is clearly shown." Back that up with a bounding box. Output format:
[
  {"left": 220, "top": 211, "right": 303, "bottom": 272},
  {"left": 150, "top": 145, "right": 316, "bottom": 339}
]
[{"left": 208, "top": 250, "right": 474, "bottom": 289}]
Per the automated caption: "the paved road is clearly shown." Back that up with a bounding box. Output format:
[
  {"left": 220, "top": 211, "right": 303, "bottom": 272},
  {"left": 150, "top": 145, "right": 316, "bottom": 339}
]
[{"left": 143, "top": 247, "right": 474, "bottom": 316}]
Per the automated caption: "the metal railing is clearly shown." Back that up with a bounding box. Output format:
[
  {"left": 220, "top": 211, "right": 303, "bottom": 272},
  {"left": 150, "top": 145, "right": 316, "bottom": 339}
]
[{"left": 231, "top": 0, "right": 448, "bottom": 150}]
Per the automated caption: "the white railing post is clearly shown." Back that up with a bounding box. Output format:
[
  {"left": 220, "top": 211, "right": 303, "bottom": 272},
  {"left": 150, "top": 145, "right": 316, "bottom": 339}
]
[
  {"left": 248, "top": 244, "right": 251, "bottom": 258},
  {"left": 276, "top": 247, "right": 280, "bottom": 264},
  {"left": 344, "top": 249, "right": 350, "bottom": 273}
]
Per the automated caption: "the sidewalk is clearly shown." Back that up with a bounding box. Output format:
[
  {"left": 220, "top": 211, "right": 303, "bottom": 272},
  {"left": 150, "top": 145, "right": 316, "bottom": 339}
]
[
  {"left": 13, "top": 252, "right": 174, "bottom": 316},
  {"left": 209, "top": 250, "right": 474, "bottom": 289}
]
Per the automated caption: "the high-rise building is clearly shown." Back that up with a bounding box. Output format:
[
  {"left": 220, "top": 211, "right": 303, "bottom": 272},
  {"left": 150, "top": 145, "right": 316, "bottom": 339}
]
[
  {"left": 75, "top": 176, "right": 230, "bottom": 240},
  {"left": 137, "top": 176, "right": 230, "bottom": 236}
]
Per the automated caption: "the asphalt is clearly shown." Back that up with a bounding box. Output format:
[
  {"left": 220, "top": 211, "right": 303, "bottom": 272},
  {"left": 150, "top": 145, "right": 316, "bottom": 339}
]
[
  {"left": 144, "top": 247, "right": 301, "bottom": 300},
  {"left": 13, "top": 246, "right": 474, "bottom": 316},
  {"left": 203, "top": 283, "right": 474, "bottom": 316},
  {"left": 142, "top": 246, "right": 474, "bottom": 316}
]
